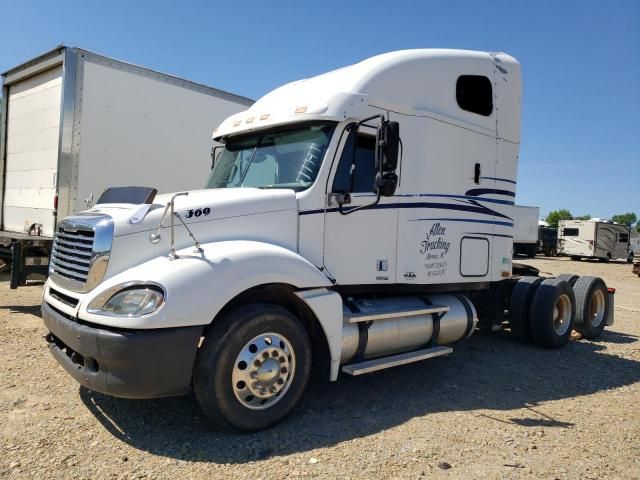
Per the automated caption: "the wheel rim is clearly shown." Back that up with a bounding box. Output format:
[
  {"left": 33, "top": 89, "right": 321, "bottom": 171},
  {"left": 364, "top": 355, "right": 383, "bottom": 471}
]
[
  {"left": 589, "top": 289, "right": 606, "bottom": 328},
  {"left": 232, "top": 332, "right": 295, "bottom": 410},
  {"left": 553, "top": 294, "right": 572, "bottom": 335}
]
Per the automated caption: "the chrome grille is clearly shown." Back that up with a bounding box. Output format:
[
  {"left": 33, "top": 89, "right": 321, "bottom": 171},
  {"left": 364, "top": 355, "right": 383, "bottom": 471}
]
[
  {"left": 51, "top": 228, "right": 95, "bottom": 284},
  {"left": 49, "top": 214, "right": 114, "bottom": 293}
]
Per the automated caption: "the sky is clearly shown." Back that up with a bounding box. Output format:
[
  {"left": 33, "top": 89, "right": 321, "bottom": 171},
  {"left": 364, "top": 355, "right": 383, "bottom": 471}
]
[{"left": 1, "top": 0, "right": 638, "bottom": 220}]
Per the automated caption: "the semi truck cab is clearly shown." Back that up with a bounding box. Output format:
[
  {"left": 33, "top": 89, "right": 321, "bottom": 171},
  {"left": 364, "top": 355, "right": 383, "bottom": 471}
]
[{"left": 41, "top": 50, "right": 614, "bottom": 431}]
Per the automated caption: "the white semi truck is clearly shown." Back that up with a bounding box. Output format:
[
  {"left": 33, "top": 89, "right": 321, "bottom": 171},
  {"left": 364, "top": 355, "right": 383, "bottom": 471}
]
[
  {"left": 41, "top": 50, "right": 614, "bottom": 431},
  {"left": 0, "top": 46, "right": 253, "bottom": 288}
]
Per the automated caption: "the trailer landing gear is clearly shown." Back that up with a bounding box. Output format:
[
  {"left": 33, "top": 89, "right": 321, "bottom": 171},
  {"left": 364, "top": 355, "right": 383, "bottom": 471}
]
[{"left": 0, "top": 240, "right": 50, "bottom": 289}]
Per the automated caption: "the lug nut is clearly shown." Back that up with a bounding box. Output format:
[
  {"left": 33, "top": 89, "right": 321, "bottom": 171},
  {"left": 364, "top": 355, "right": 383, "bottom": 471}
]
[
  {"left": 250, "top": 371, "right": 258, "bottom": 379},
  {"left": 262, "top": 352, "right": 269, "bottom": 359},
  {"left": 272, "top": 351, "right": 279, "bottom": 357}
]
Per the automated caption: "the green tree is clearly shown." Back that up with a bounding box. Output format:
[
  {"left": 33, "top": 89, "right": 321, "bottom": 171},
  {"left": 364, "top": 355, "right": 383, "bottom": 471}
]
[
  {"left": 545, "top": 209, "right": 573, "bottom": 228},
  {"left": 611, "top": 212, "right": 637, "bottom": 227},
  {"left": 574, "top": 214, "right": 591, "bottom": 220}
]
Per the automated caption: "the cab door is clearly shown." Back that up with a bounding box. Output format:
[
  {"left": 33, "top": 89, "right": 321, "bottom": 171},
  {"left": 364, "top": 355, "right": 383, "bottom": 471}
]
[{"left": 322, "top": 125, "right": 398, "bottom": 285}]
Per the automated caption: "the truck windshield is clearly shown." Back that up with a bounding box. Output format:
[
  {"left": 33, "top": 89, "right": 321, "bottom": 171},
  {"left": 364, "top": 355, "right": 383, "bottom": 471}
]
[{"left": 206, "top": 122, "right": 336, "bottom": 191}]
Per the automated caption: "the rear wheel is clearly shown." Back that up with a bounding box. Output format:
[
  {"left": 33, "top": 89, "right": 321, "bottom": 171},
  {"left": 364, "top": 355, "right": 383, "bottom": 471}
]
[
  {"left": 509, "top": 276, "right": 544, "bottom": 343},
  {"left": 554, "top": 273, "right": 579, "bottom": 286},
  {"left": 530, "top": 279, "right": 576, "bottom": 348},
  {"left": 570, "top": 256, "right": 581, "bottom": 261},
  {"left": 194, "top": 303, "right": 311, "bottom": 431},
  {"left": 573, "top": 276, "right": 609, "bottom": 339},
  {"left": 627, "top": 252, "right": 634, "bottom": 263}
]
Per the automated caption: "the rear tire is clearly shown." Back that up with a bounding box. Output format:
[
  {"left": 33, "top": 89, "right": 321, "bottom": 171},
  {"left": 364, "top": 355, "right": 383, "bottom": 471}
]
[
  {"left": 573, "top": 276, "right": 609, "bottom": 339},
  {"left": 554, "top": 274, "right": 579, "bottom": 286},
  {"left": 194, "top": 303, "right": 311, "bottom": 432},
  {"left": 570, "top": 256, "right": 581, "bottom": 261},
  {"left": 530, "top": 279, "right": 576, "bottom": 348},
  {"left": 509, "top": 276, "right": 543, "bottom": 342}
]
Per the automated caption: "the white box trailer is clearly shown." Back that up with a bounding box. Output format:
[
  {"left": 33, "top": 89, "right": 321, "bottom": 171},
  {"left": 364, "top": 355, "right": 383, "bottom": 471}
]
[
  {"left": 558, "top": 219, "right": 633, "bottom": 262},
  {"left": 512, "top": 205, "right": 539, "bottom": 257},
  {"left": 0, "top": 46, "right": 253, "bottom": 287},
  {"left": 40, "top": 49, "right": 616, "bottom": 431}
]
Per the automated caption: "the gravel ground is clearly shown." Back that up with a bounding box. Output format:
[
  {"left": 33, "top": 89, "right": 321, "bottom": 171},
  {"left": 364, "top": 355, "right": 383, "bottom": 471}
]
[{"left": 1, "top": 257, "right": 639, "bottom": 479}]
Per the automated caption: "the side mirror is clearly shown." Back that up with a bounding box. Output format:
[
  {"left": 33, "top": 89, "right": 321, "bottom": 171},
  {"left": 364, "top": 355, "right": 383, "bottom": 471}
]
[
  {"left": 210, "top": 145, "right": 223, "bottom": 169},
  {"left": 375, "top": 172, "right": 398, "bottom": 197},
  {"left": 376, "top": 121, "right": 400, "bottom": 172}
]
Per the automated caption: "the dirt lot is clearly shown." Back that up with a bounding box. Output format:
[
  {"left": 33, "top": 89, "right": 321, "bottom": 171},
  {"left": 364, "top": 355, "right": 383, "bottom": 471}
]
[{"left": 1, "top": 257, "right": 639, "bottom": 479}]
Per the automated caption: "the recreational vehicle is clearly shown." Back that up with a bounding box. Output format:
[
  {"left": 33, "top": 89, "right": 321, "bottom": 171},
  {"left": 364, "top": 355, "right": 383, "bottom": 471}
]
[
  {"left": 558, "top": 219, "right": 633, "bottom": 262},
  {"left": 40, "top": 50, "right": 614, "bottom": 431},
  {"left": 630, "top": 233, "right": 639, "bottom": 257},
  {"left": 0, "top": 46, "right": 253, "bottom": 287}
]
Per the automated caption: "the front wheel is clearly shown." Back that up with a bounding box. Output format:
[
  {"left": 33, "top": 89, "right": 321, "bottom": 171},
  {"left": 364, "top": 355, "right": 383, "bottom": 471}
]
[{"left": 194, "top": 303, "right": 311, "bottom": 431}]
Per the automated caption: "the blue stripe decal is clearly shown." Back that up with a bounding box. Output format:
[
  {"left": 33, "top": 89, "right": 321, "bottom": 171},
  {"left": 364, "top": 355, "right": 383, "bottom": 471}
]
[
  {"left": 480, "top": 176, "right": 517, "bottom": 185},
  {"left": 465, "top": 188, "right": 515, "bottom": 198},
  {"left": 410, "top": 218, "right": 514, "bottom": 227},
  {"left": 299, "top": 201, "right": 512, "bottom": 220},
  {"left": 391, "top": 193, "right": 514, "bottom": 205},
  {"left": 465, "top": 232, "right": 514, "bottom": 238}
]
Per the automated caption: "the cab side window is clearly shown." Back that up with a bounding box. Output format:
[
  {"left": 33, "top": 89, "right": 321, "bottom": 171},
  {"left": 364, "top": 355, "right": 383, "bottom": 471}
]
[{"left": 332, "top": 132, "right": 376, "bottom": 193}]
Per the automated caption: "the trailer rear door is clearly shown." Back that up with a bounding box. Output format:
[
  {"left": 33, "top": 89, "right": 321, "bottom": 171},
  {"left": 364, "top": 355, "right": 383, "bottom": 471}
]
[{"left": 3, "top": 66, "right": 62, "bottom": 237}]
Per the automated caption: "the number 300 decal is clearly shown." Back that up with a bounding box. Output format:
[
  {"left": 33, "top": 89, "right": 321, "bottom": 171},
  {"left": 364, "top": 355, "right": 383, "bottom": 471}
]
[{"left": 185, "top": 207, "right": 211, "bottom": 219}]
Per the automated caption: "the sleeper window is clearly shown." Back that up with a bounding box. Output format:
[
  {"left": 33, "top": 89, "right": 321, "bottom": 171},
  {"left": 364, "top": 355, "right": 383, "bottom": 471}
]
[
  {"left": 562, "top": 228, "right": 579, "bottom": 236},
  {"left": 619, "top": 233, "right": 629, "bottom": 243},
  {"left": 456, "top": 75, "right": 493, "bottom": 116}
]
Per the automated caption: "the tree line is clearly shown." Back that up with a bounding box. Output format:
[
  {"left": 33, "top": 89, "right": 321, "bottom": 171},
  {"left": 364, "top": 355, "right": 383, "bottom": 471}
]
[{"left": 545, "top": 210, "right": 638, "bottom": 231}]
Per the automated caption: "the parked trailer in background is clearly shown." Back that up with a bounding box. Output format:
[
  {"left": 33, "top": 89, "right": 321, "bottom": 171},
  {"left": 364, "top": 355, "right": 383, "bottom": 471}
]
[
  {"left": 512, "top": 205, "right": 539, "bottom": 257},
  {"left": 538, "top": 225, "right": 558, "bottom": 256},
  {"left": 558, "top": 219, "right": 633, "bottom": 262},
  {"left": 40, "top": 49, "right": 615, "bottom": 431},
  {"left": 0, "top": 46, "right": 253, "bottom": 287}
]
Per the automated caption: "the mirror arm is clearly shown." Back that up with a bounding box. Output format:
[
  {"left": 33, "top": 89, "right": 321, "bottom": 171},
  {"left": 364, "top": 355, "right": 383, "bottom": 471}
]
[
  {"left": 338, "top": 191, "right": 381, "bottom": 216},
  {"left": 337, "top": 113, "right": 389, "bottom": 215}
]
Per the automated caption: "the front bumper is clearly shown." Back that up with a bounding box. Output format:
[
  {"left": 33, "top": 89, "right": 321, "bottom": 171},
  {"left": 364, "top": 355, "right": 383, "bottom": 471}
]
[{"left": 42, "top": 301, "right": 204, "bottom": 399}]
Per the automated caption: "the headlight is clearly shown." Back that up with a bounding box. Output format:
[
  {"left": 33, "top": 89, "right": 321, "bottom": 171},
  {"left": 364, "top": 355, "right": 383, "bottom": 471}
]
[{"left": 87, "top": 284, "right": 165, "bottom": 317}]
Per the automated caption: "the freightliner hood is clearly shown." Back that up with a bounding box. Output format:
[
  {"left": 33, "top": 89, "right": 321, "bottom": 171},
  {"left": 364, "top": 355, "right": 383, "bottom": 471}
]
[
  {"left": 79, "top": 188, "right": 300, "bottom": 283},
  {"left": 87, "top": 188, "right": 298, "bottom": 238}
]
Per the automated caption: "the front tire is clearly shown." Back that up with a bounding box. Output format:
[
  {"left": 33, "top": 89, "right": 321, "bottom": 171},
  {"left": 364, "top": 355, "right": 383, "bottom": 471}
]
[{"left": 194, "top": 303, "right": 311, "bottom": 431}]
